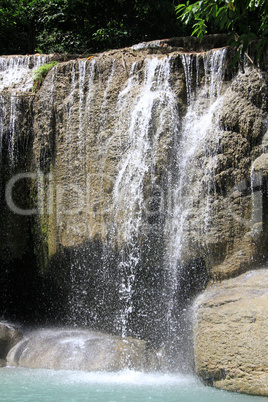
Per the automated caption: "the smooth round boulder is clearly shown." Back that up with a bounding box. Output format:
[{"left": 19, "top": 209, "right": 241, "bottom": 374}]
[
  {"left": 7, "top": 329, "right": 154, "bottom": 371},
  {"left": 193, "top": 269, "right": 268, "bottom": 396}
]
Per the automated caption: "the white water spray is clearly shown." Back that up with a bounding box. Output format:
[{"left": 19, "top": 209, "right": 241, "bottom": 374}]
[
  {"left": 111, "top": 56, "right": 179, "bottom": 336},
  {"left": 164, "top": 49, "right": 227, "bottom": 334}
]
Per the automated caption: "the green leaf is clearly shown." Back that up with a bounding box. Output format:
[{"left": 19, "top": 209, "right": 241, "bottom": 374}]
[
  {"left": 175, "top": 4, "right": 186, "bottom": 14},
  {"left": 212, "top": 4, "right": 218, "bottom": 18}
]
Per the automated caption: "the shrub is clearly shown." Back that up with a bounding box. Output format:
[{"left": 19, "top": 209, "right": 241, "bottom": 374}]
[{"left": 32, "top": 61, "right": 59, "bottom": 90}]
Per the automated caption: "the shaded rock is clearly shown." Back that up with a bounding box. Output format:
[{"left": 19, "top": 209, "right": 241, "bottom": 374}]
[
  {"left": 7, "top": 329, "right": 160, "bottom": 371},
  {"left": 0, "top": 359, "right": 6, "bottom": 367},
  {"left": 131, "top": 34, "right": 229, "bottom": 54},
  {"left": 0, "top": 322, "right": 23, "bottom": 360},
  {"left": 193, "top": 269, "right": 268, "bottom": 396}
]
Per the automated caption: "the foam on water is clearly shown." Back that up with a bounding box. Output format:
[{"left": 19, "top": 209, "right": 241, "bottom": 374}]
[{"left": 62, "top": 369, "right": 193, "bottom": 386}]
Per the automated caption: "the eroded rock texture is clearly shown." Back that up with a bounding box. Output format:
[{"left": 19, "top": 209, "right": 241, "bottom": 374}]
[
  {"left": 191, "top": 65, "right": 268, "bottom": 396},
  {"left": 194, "top": 269, "right": 268, "bottom": 396}
]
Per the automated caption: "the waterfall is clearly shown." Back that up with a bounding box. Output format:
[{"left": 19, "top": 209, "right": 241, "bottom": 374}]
[
  {"left": 7, "top": 96, "right": 19, "bottom": 166},
  {"left": 0, "top": 94, "right": 27, "bottom": 170},
  {"left": 3, "top": 46, "right": 259, "bottom": 370},
  {"left": 162, "top": 49, "right": 227, "bottom": 365},
  {"left": 1, "top": 42, "right": 268, "bottom": 392},
  {"left": 165, "top": 49, "right": 226, "bottom": 269},
  {"left": 0, "top": 55, "right": 53, "bottom": 92},
  {"left": 0, "top": 95, "right": 6, "bottom": 165},
  {"left": 57, "top": 55, "right": 180, "bottom": 336},
  {"left": 110, "top": 56, "right": 179, "bottom": 336},
  {"left": 0, "top": 50, "right": 227, "bottom": 346},
  {"left": 0, "top": 55, "right": 56, "bottom": 170}
]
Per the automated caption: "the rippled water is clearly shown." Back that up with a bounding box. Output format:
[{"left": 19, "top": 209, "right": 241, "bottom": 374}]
[{"left": 0, "top": 368, "right": 266, "bottom": 402}]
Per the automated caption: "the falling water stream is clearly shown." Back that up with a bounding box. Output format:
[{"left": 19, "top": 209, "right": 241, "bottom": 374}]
[
  {"left": 0, "top": 55, "right": 53, "bottom": 92},
  {"left": 111, "top": 56, "right": 179, "bottom": 337},
  {"left": 163, "top": 49, "right": 227, "bottom": 347}
]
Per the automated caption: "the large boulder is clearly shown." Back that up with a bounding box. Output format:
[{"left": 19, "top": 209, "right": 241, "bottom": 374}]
[
  {"left": 0, "top": 322, "right": 23, "bottom": 364},
  {"left": 7, "top": 329, "right": 161, "bottom": 371},
  {"left": 193, "top": 269, "right": 268, "bottom": 396}
]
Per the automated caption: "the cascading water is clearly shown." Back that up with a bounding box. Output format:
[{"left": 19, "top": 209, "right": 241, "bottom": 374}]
[
  {"left": 1, "top": 41, "right": 268, "bottom": 399},
  {"left": 4, "top": 43, "right": 266, "bottom": 373},
  {"left": 110, "top": 56, "right": 180, "bottom": 337},
  {"left": 0, "top": 55, "right": 57, "bottom": 323},
  {"left": 0, "top": 94, "right": 20, "bottom": 169},
  {"left": 0, "top": 55, "right": 53, "bottom": 92},
  {"left": 60, "top": 59, "right": 98, "bottom": 325},
  {"left": 0, "top": 94, "right": 5, "bottom": 164},
  {"left": 7, "top": 96, "right": 20, "bottom": 166},
  {"left": 0, "top": 55, "right": 57, "bottom": 170},
  {"left": 164, "top": 50, "right": 227, "bottom": 296},
  {"left": 161, "top": 49, "right": 227, "bottom": 367},
  {"left": 52, "top": 55, "right": 180, "bottom": 340}
]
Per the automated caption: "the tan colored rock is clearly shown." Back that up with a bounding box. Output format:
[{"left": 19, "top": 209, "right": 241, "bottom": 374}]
[
  {"left": 202, "top": 67, "right": 268, "bottom": 278},
  {"left": 253, "top": 153, "right": 268, "bottom": 175},
  {"left": 193, "top": 269, "right": 268, "bottom": 396},
  {"left": 32, "top": 50, "right": 185, "bottom": 257}
]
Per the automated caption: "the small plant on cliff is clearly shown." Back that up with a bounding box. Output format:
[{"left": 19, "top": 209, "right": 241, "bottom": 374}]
[{"left": 32, "top": 61, "right": 59, "bottom": 90}]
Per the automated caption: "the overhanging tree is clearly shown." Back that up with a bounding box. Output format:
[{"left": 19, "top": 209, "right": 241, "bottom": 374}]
[{"left": 175, "top": 0, "right": 268, "bottom": 61}]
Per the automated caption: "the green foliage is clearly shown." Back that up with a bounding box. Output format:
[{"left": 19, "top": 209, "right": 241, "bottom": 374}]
[
  {"left": 93, "top": 21, "right": 128, "bottom": 49},
  {"left": 32, "top": 61, "right": 58, "bottom": 90},
  {"left": 175, "top": 0, "right": 268, "bottom": 60},
  {"left": 1, "top": 0, "right": 266, "bottom": 59},
  {"left": 0, "top": 0, "right": 182, "bottom": 55}
]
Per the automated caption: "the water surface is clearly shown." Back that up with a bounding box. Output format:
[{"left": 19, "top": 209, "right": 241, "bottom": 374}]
[{"left": 0, "top": 368, "right": 266, "bottom": 402}]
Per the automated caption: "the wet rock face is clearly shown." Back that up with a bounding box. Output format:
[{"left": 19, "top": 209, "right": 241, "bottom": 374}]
[
  {"left": 1, "top": 44, "right": 266, "bottom": 287},
  {"left": 32, "top": 49, "right": 268, "bottom": 277},
  {"left": 7, "top": 329, "right": 162, "bottom": 371},
  {"left": 193, "top": 269, "right": 268, "bottom": 396},
  {"left": 32, "top": 50, "right": 184, "bottom": 254},
  {"left": 179, "top": 67, "right": 268, "bottom": 280}
]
